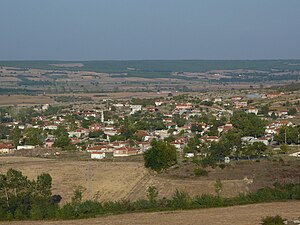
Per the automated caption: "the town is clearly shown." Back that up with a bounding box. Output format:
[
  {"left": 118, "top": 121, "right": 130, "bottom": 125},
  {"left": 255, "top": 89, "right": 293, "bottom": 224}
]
[{"left": 1, "top": 88, "right": 299, "bottom": 161}]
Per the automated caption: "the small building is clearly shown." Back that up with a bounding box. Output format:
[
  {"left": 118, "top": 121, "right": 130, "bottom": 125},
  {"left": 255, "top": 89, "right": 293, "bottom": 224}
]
[
  {"left": 17, "top": 145, "right": 35, "bottom": 150},
  {"left": 246, "top": 108, "right": 258, "bottom": 115},
  {"left": 91, "top": 152, "right": 106, "bottom": 160},
  {"left": 0, "top": 143, "right": 15, "bottom": 154},
  {"left": 113, "top": 147, "right": 139, "bottom": 157}
]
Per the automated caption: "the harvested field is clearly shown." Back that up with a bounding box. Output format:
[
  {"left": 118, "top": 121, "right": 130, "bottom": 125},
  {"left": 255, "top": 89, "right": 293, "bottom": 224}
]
[
  {"left": 1, "top": 157, "right": 299, "bottom": 204},
  {"left": 3, "top": 201, "right": 300, "bottom": 225},
  {"left": 0, "top": 94, "right": 52, "bottom": 106},
  {"left": 0, "top": 157, "right": 147, "bottom": 203}
]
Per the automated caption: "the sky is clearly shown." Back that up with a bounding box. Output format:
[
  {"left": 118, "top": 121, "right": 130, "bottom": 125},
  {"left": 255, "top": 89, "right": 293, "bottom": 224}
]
[{"left": 0, "top": 0, "right": 300, "bottom": 60}]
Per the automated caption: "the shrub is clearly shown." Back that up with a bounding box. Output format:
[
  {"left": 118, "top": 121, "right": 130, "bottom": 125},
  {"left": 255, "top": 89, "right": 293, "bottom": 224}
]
[
  {"left": 218, "top": 164, "right": 226, "bottom": 170},
  {"left": 261, "top": 215, "right": 285, "bottom": 225},
  {"left": 194, "top": 194, "right": 224, "bottom": 208},
  {"left": 147, "top": 186, "right": 158, "bottom": 205},
  {"left": 170, "top": 189, "right": 192, "bottom": 209},
  {"left": 194, "top": 167, "right": 209, "bottom": 176}
]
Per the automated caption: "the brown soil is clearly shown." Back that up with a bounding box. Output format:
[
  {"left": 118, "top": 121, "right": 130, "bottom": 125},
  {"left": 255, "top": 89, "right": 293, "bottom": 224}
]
[{"left": 3, "top": 201, "right": 300, "bottom": 225}]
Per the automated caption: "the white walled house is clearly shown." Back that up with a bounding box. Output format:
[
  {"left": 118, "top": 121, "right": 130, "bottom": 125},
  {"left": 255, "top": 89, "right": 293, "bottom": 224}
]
[{"left": 91, "top": 152, "right": 106, "bottom": 159}]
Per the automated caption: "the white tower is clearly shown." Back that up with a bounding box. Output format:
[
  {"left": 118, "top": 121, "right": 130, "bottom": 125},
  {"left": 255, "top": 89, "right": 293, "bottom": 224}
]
[{"left": 101, "top": 110, "right": 104, "bottom": 123}]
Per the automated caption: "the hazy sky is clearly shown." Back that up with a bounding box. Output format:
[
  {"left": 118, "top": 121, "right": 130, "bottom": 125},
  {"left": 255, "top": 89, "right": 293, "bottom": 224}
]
[{"left": 1, "top": 0, "right": 300, "bottom": 60}]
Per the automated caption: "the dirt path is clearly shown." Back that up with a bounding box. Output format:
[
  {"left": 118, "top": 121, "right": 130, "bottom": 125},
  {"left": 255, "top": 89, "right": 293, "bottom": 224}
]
[{"left": 4, "top": 201, "right": 300, "bottom": 225}]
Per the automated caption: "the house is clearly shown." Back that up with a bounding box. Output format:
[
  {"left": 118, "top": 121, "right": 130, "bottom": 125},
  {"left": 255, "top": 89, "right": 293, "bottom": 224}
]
[
  {"left": 241, "top": 136, "right": 269, "bottom": 146},
  {"left": 265, "top": 92, "right": 283, "bottom": 99},
  {"left": 113, "top": 147, "right": 139, "bottom": 157},
  {"left": 135, "top": 130, "right": 149, "bottom": 140},
  {"left": 17, "top": 145, "right": 35, "bottom": 150},
  {"left": 171, "top": 137, "right": 188, "bottom": 150},
  {"left": 201, "top": 136, "right": 220, "bottom": 142},
  {"left": 155, "top": 100, "right": 164, "bottom": 106},
  {"left": 231, "top": 96, "right": 242, "bottom": 101},
  {"left": 147, "top": 107, "right": 158, "bottom": 113},
  {"left": 214, "top": 97, "right": 223, "bottom": 103},
  {"left": 166, "top": 122, "right": 177, "bottom": 129},
  {"left": 43, "top": 124, "right": 58, "bottom": 130},
  {"left": 44, "top": 138, "right": 55, "bottom": 148},
  {"left": 234, "top": 101, "right": 248, "bottom": 108},
  {"left": 130, "top": 105, "right": 142, "bottom": 114},
  {"left": 137, "top": 141, "right": 151, "bottom": 152},
  {"left": 91, "top": 152, "right": 106, "bottom": 159},
  {"left": 246, "top": 108, "right": 258, "bottom": 115},
  {"left": 175, "top": 104, "right": 193, "bottom": 110},
  {"left": 89, "top": 123, "right": 102, "bottom": 131},
  {"left": 87, "top": 145, "right": 113, "bottom": 153},
  {"left": 68, "top": 128, "right": 89, "bottom": 138},
  {"left": 218, "top": 124, "right": 233, "bottom": 134},
  {"left": 0, "top": 143, "right": 15, "bottom": 154}
]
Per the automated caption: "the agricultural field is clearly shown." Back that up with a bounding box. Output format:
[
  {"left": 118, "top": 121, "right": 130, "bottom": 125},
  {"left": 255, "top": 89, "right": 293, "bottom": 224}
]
[
  {"left": 0, "top": 157, "right": 299, "bottom": 204},
  {"left": 1, "top": 60, "right": 300, "bottom": 98}
]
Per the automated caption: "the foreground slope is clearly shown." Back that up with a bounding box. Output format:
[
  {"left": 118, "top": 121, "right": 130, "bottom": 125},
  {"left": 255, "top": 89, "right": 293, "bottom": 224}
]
[{"left": 4, "top": 202, "right": 300, "bottom": 225}]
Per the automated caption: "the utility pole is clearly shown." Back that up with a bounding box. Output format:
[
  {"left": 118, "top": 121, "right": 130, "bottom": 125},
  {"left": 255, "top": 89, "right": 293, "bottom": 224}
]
[
  {"left": 86, "top": 164, "right": 93, "bottom": 200},
  {"left": 284, "top": 127, "right": 287, "bottom": 145}
]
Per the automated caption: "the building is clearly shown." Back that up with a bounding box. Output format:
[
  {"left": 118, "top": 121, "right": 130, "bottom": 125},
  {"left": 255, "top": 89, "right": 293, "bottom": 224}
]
[
  {"left": 0, "top": 143, "right": 15, "bottom": 154},
  {"left": 113, "top": 147, "right": 139, "bottom": 157},
  {"left": 91, "top": 152, "right": 106, "bottom": 159},
  {"left": 246, "top": 108, "right": 259, "bottom": 115}
]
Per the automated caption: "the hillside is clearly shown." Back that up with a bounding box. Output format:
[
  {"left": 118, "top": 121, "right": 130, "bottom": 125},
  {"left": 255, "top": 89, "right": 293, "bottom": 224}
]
[{"left": 4, "top": 201, "right": 300, "bottom": 225}]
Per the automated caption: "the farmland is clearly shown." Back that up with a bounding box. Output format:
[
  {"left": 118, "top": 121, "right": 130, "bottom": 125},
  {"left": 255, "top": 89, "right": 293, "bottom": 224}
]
[
  {"left": 1, "top": 60, "right": 300, "bottom": 98},
  {"left": 0, "top": 156, "right": 299, "bottom": 204}
]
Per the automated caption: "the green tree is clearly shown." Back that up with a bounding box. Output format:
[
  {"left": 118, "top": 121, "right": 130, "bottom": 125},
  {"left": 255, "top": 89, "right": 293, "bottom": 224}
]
[
  {"left": 231, "top": 111, "right": 265, "bottom": 137},
  {"left": 279, "top": 144, "right": 288, "bottom": 154},
  {"left": 144, "top": 140, "right": 177, "bottom": 171},
  {"left": 30, "top": 204, "right": 43, "bottom": 220},
  {"left": 288, "top": 107, "right": 297, "bottom": 116},
  {"left": 34, "top": 173, "right": 52, "bottom": 198},
  {"left": 173, "top": 114, "right": 186, "bottom": 127},
  {"left": 0, "top": 125, "right": 11, "bottom": 140},
  {"left": 9, "top": 127, "right": 21, "bottom": 147},
  {"left": 53, "top": 126, "right": 75, "bottom": 150},
  {"left": 147, "top": 186, "right": 158, "bottom": 205},
  {"left": 259, "top": 105, "right": 269, "bottom": 117},
  {"left": 246, "top": 142, "right": 267, "bottom": 157},
  {"left": 23, "top": 128, "right": 44, "bottom": 146},
  {"left": 214, "top": 179, "right": 223, "bottom": 197},
  {"left": 274, "top": 126, "right": 300, "bottom": 144}
]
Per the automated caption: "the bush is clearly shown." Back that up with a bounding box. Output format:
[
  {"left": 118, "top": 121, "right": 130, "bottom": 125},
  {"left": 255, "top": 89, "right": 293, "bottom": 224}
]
[
  {"left": 194, "top": 194, "right": 224, "bottom": 208},
  {"left": 194, "top": 167, "right": 209, "bottom": 176},
  {"left": 261, "top": 215, "right": 285, "bottom": 225},
  {"left": 218, "top": 164, "right": 226, "bottom": 170},
  {"left": 170, "top": 189, "right": 192, "bottom": 209}
]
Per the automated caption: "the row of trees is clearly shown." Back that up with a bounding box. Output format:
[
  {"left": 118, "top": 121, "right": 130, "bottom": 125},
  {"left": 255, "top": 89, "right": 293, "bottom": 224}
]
[
  {"left": 1, "top": 169, "right": 299, "bottom": 221},
  {"left": 0, "top": 169, "right": 58, "bottom": 220}
]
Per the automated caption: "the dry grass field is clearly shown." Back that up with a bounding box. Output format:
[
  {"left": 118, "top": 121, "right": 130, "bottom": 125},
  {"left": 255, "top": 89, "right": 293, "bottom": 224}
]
[
  {"left": 0, "top": 157, "right": 251, "bottom": 204},
  {"left": 3, "top": 201, "right": 300, "bottom": 225},
  {"left": 0, "top": 157, "right": 147, "bottom": 203},
  {"left": 0, "top": 94, "right": 53, "bottom": 106},
  {"left": 1, "top": 157, "right": 299, "bottom": 204}
]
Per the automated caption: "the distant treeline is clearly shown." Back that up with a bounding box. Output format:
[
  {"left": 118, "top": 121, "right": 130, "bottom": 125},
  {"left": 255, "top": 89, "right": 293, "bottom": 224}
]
[
  {"left": 2, "top": 60, "right": 300, "bottom": 74},
  {"left": 218, "top": 74, "right": 300, "bottom": 83},
  {"left": 54, "top": 96, "right": 93, "bottom": 102},
  {"left": 18, "top": 77, "right": 52, "bottom": 86},
  {"left": 0, "top": 88, "right": 42, "bottom": 95},
  {"left": 270, "top": 82, "right": 300, "bottom": 92}
]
